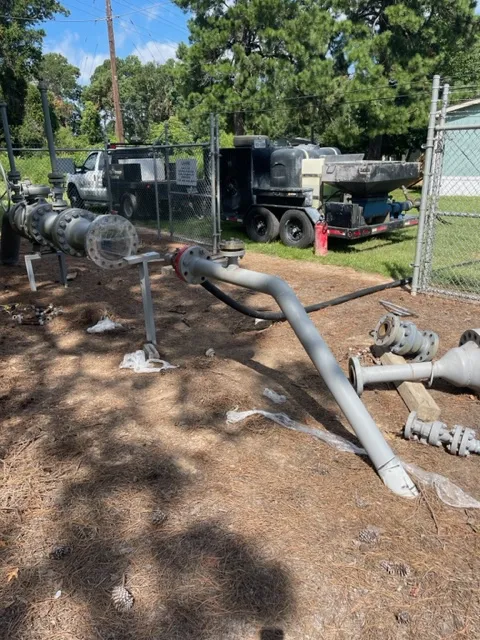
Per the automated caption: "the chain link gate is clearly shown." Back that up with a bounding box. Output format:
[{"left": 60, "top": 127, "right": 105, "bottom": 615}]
[{"left": 418, "top": 81, "right": 480, "bottom": 301}]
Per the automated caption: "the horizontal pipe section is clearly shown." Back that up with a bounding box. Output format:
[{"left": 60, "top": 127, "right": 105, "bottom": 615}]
[{"left": 362, "top": 362, "right": 433, "bottom": 385}]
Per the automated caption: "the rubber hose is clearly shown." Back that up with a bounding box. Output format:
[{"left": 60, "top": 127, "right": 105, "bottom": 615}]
[{"left": 201, "top": 277, "right": 412, "bottom": 322}]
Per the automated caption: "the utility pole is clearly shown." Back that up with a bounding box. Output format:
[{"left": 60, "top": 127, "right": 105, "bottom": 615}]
[{"left": 105, "top": 0, "right": 124, "bottom": 143}]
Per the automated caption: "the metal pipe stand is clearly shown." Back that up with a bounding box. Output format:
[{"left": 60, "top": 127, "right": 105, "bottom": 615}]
[
  {"left": 25, "top": 251, "right": 68, "bottom": 292},
  {"left": 124, "top": 251, "right": 162, "bottom": 346}
]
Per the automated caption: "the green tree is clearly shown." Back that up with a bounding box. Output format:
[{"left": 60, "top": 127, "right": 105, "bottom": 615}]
[
  {"left": 18, "top": 83, "right": 58, "bottom": 148},
  {"left": 324, "top": 0, "right": 479, "bottom": 156},
  {"left": 173, "top": 0, "right": 478, "bottom": 156},
  {"left": 150, "top": 115, "right": 192, "bottom": 144},
  {"left": 172, "top": 0, "right": 342, "bottom": 139},
  {"left": 80, "top": 101, "right": 103, "bottom": 144},
  {"left": 84, "top": 56, "right": 179, "bottom": 141},
  {"left": 40, "top": 52, "right": 81, "bottom": 101},
  {"left": 0, "top": 1, "right": 67, "bottom": 132},
  {"left": 40, "top": 53, "right": 81, "bottom": 131}
]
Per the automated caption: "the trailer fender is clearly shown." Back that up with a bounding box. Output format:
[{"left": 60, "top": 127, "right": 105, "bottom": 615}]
[{"left": 303, "top": 207, "right": 323, "bottom": 225}]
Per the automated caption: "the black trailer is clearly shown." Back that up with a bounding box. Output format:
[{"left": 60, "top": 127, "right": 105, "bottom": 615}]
[{"left": 219, "top": 136, "right": 420, "bottom": 248}]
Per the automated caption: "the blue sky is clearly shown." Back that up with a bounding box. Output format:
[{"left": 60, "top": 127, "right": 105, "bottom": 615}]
[{"left": 43, "top": 0, "right": 190, "bottom": 85}]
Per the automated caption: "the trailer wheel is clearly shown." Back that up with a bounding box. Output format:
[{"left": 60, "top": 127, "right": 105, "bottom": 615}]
[
  {"left": 120, "top": 193, "right": 137, "bottom": 219},
  {"left": 245, "top": 207, "right": 279, "bottom": 243},
  {"left": 280, "top": 209, "right": 315, "bottom": 248}
]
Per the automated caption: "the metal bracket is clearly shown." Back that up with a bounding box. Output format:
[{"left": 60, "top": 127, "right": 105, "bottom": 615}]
[
  {"left": 124, "top": 251, "right": 162, "bottom": 345},
  {"left": 24, "top": 251, "right": 68, "bottom": 292}
]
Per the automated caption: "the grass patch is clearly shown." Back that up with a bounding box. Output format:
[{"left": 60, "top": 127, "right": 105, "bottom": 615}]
[{"left": 222, "top": 221, "right": 417, "bottom": 279}]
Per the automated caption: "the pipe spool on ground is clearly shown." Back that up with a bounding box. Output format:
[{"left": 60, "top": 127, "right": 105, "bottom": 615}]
[
  {"left": 349, "top": 328, "right": 480, "bottom": 396},
  {"left": 405, "top": 411, "right": 480, "bottom": 457},
  {"left": 374, "top": 313, "right": 439, "bottom": 362},
  {"left": 4, "top": 195, "right": 138, "bottom": 269},
  {"left": 171, "top": 244, "right": 418, "bottom": 499}
]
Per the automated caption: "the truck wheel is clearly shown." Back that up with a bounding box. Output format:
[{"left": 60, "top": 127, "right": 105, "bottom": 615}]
[
  {"left": 279, "top": 209, "right": 315, "bottom": 248},
  {"left": 68, "top": 185, "right": 82, "bottom": 208},
  {"left": 245, "top": 207, "right": 279, "bottom": 243},
  {"left": 120, "top": 193, "right": 137, "bottom": 219}
]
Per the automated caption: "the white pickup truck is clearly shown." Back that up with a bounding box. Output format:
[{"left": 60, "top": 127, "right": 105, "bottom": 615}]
[
  {"left": 66, "top": 150, "right": 109, "bottom": 209},
  {"left": 66, "top": 149, "right": 167, "bottom": 218}
]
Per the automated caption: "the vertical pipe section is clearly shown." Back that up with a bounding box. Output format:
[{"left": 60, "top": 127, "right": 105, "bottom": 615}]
[
  {"left": 0, "top": 103, "right": 18, "bottom": 177},
  {"left": 187, "top": 256, "right": 418, "bottom": 498},
  {"left": 0, "top": 102, "right": 21, "bottom": 265},
  {"left": 38, "top": 81, "right": 58, "bottom": 173},
  {"left": 411, "top": 75, "right": 441, "bottom": 295}
]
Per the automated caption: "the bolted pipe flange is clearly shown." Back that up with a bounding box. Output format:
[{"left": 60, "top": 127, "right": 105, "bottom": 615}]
[
  {"left": 404, "top": 411, "right": 418, "bottom": 440},
  {"left": 174, "top": 245, "right": 211, "bottom": 284},
  {"left": 348, "top": 356, "right": 365, "bottom": 395},
  {"left": 459, "top": 329, "right": 480, "bottom": 347},
  {"left": 28, "top": 202, "right": 53, "bottom": 246},
  {"left": 373, "top": 313, "right": 439, "bottom": 362}
]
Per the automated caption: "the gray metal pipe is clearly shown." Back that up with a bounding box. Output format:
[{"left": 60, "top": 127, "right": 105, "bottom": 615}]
[
  {"left": 0, "top": 103, "right": 18, "bottom": 178},
  {"left": 38, "top": 81, "right": 58, "bottom": 173},
  {"left": 350, "top": 329, "right": 480, "bottom": 395},
  {"left": 38, "top": 81, "right": 67, "bottom": 208},
  {"left": 172, "top": 246, "right": 418, "bottom": 498},
  {"left": 411, "top": 74, "right": 441, "bottom": 295}
]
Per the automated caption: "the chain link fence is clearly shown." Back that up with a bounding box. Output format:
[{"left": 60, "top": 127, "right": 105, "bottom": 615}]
[
  {"left": 0, "top": 119, "right": 221, "bottom": 251},
  {"left": 418, "top": 85, "right": 480, "bottom": 300}
]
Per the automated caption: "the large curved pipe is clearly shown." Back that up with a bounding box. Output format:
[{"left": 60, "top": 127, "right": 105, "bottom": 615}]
[{"left": 172, "top": 246, "right": 418, "bottom": 498}]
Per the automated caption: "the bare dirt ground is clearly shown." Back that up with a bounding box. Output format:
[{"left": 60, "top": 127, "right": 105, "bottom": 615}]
[{"left": 1, "top": 229, "right": 480, "bottom": 640}]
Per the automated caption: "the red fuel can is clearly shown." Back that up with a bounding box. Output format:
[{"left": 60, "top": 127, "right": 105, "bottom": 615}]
[{"left": 314, "top": 221, "right": 328, "bottom": 256}]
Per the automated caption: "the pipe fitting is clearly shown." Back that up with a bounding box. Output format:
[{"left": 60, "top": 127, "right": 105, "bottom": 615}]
[
  {"left": 349, "top": 330, "right": 480, "bottom": 396},
  {"left": 5, "top": 196, "right": 138, "bottom": 269},
  {"left": 173, "top": 245, "right": 211, "bottom": 284},
  {"left": 374, "top": 313, "right": 439, "bottom": 362},
  {"left": 405, "top": 411, "right": 480, "bottom": 457}
]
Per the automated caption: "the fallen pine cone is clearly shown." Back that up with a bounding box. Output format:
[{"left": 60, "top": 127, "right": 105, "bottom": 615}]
[
  {"left": 358, "top": 527, "right": 380, "bottom": 544},
  {"left": 49, "top": 545, "right": 72, "bottom": 560},
  {"left": 111, "top": 584, "right": 134, "bottom": 612},
  {"left": 380, "top": 560, "right": 411, "bottom": 577}
]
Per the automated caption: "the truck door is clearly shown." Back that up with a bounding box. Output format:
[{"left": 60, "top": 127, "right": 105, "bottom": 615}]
[
  {"left": 92, "top": 152, "right": 108, "bottom": 202},
  {"left": 79, "top": 152, "right": 100, "bottom": 200}
]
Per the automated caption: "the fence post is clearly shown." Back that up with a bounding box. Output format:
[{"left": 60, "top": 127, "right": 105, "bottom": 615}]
[
  {"left": 104, "top": 140, "right": 113, "bottom": 213},
  {"left": 421, "top": 83, "right": 449, "bottom": 290},
  {"left": 165, "top": 123, "right": 173, "bottom": 238},
  {"left": 411, "top": 74, "right": 441, "bottom": 295},
  {"left": 215, "top": 114, "right": 222, "bottom": 250},
  {"left": 152, "top": 146, "right": 161, "bottom": 240},
  {"left": 209, "top": 113, "right": 219, "bottom": 254}
]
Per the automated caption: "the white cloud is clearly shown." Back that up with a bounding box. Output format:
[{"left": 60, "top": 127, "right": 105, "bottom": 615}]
[
  {"left": 44, "top": 31, "right": 109, "bottom": 85},
  {"left": 132, "top": 40, "right": 178, "bottom": 64}
]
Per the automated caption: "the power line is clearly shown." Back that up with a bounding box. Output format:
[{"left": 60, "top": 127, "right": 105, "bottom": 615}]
[
  {"left": 1, "top": 3, "right": 169, "bottom": 23},
  {"left": 186, "top": 91, "right": 434, "bottom": 119},
  {"left": 117, "top": 18, "right": 169, "bottom": 64},
  {"left": 113, "top": 0, "right": 189, "bottom": 36}
]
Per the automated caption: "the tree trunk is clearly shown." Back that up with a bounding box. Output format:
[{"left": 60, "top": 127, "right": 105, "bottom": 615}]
[
  {"left": 233, "top": 111, "right": 246, "bottom": 135},
  {"left": 367, "top": 134, "right": 383, "bottom": 159}
]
